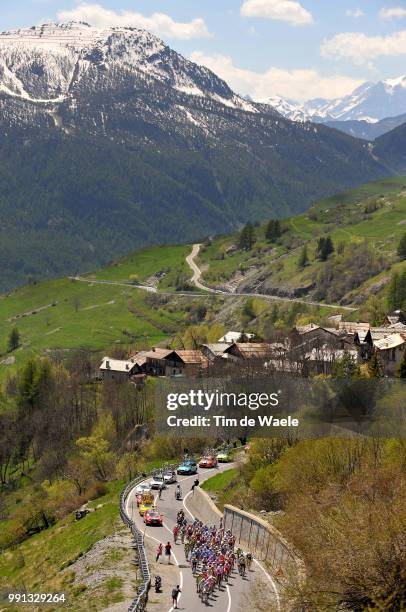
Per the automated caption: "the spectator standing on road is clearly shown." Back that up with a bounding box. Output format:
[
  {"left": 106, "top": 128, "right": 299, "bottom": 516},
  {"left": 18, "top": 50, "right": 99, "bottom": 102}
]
[
  {"left": 156, "top": 542, "right": 163, "bottom": 563},
  {"left": 165, "top": 541, "right": 172, "bottom": 564},
  {"left": 171, "top": 585, "right": 181, "bottom": 609}
]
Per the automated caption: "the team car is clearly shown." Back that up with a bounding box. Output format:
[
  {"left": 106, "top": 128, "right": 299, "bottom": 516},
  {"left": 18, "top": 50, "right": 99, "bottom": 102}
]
[
  {"left": 199, "top": 455, "right": 218, "bottom": 469},
  {"left": 139, "top": 501, "right": 155, "bottom": 516},
  {"left": 216, "top": 450, "right": 232, "bottom": 463},
  {"left": 144, "top": 509, "right": 163, "bottom": 526},
  {"left": 163, "top": 470, "right": 177, "bottom": 484},
  {"left": 177, "top": 460, "right": 198, "bottom": 475},
  {"left": 149, "top": 475, "right": 167, "bottom": 490}
]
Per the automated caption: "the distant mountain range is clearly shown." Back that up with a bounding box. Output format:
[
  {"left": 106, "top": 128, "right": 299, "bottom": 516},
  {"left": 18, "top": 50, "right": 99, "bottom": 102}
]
[
  {"left": 267, "top": 76, "right": 406, "bottom": 140},
  {"left": 0, "top": 22, "right": 402, "bottom": 291},
  {"left": 324, "top": 114, "right": 406, "bottom": 141}
]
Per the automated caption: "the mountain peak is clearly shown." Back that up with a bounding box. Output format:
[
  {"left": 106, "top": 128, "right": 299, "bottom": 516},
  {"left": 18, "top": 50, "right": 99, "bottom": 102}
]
[
  {"left": 266, "top": 75, "right": 406, "bottom": 124},
  {"left": 0, "top": 21, "right": 163, "bottom": 51},
  {"left": 383, "top": 75, "right": 406, "bottom": 90},
  {"left": 0, "top": 21, "right": 259, "bottom": 113}
]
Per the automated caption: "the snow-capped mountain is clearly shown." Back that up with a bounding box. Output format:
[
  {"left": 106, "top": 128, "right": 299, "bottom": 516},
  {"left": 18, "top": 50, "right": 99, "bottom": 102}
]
[
  {"left": 0, "top": 22, "right": 257, "bottom": 112},
  {"left": 307, "top": 77, "right": 406, "bottom": 122},
  {"left": 0, "top": 22, "right": 396, "bottom": 291},
  {"left": 267, "top": 76, "right": 406, "bottom": 124},
  {"left": 266, "top": 96, "right": 310, "bottom": 122}
]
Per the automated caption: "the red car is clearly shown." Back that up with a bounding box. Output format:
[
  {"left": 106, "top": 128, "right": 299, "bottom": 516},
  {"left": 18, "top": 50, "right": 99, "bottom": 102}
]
[
  {"left": 199, "top": 455, "right": 218, "bottom": 468},
  {"left": 144, "top": 509, "right": 163, "bottom": 526}
]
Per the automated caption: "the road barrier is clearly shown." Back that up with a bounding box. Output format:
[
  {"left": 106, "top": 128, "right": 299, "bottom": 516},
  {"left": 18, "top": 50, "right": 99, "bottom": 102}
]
[
  {"left": 119, "top": 465, "right": 178, "bottom": 612},
  {"left": 223, "top": 505, "right": 305, "bottom": 585}
]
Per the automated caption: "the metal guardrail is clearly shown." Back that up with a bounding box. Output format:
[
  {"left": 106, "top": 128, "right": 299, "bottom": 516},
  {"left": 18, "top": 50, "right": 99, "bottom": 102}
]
[{"left": 119, "top": 465, "right": 178, "bottom": 612}]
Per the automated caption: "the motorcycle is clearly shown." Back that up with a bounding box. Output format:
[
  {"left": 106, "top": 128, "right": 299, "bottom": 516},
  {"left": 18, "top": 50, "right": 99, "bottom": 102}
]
[
  {"left": 154, "top": 575, "right": 162, "bottom": 593},
  {"left": 175, "top": 489, "right": 182, "bottom": 500}
]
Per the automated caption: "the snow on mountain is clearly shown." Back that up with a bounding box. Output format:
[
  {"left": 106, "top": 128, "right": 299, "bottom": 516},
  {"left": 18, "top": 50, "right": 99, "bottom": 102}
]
[
  {"left": 0, "top": 21, "right": 396, "bottom": 293},
  {"left": 266, "top": 96, "right": 310, "bottom": 122},
  {"left": 0, "top": 22, "right": 257, "bottom": 112},
  {"left": 266, "top": 76, "right": 406, "bottom": 124}
]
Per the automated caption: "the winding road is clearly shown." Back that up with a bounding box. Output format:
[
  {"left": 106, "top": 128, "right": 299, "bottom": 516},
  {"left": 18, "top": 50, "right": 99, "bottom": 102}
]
[
  {"left": 185, "top": 244, "right": 219, "bottom": 294},
  {"left": 69, "top": 243, "right": 356, "bottom": 311},
  {"left": 186, "top": 244, "right": 356, "bottom": 311},
  {"left": 125, "top": 464, "right": 281, "bottom": 612}
]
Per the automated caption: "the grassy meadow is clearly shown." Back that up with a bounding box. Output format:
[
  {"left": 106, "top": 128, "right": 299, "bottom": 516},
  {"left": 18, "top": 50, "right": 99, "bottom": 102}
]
[{"left": 197, "top": 177, "right": 406, "bottom": 301}]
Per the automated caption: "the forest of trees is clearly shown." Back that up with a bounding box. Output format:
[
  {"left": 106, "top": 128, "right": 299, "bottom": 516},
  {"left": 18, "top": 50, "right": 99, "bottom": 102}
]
[
  {"left": 0, "top": 354, "right": 154, "bottom": 549},
  {"left": 314, "top": 242, "right": 387, "bottom": 303},
  {"left": 216, "top": 431, "right": 406, "bottom": 610}
]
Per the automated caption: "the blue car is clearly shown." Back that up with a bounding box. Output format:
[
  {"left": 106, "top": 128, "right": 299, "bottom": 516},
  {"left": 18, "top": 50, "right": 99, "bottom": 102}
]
[{"left": 177, "top": 460, "right": 197, "bottom": 475}]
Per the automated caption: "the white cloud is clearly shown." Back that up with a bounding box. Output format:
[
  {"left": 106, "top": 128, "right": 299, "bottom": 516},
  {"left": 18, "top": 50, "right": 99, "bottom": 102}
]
[
  {"left": 190, "top": 51, "right": 362, "bottom": 101},
  {"left": 380, "top": 6, "right": 406, "bottom": 20},
  {"left": 321, "top": 30, "right": 406, "bottom": 65},
  {"left": 240, "top": 0, "right": 313, "bottom": 26},
  {"left": 345, "top": 8, "right": 364, "bottom": 18},
  {"left": 57, "top": 3, "right": 211, "bottom": 40}
]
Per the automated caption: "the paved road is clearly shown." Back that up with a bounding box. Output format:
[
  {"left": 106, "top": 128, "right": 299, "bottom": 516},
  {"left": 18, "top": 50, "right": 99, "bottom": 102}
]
[
  {"left": 69, "top": 245, "right": 356, "bottom": 311},
  {"left": 125, "top": 464, "right": 281, "bottom": 612},
  {"left": 185, "top": 244, "right": 222, "bottom": 294},
  {"left": 186, "top": 243, "right": 356, "bottom": 311}
]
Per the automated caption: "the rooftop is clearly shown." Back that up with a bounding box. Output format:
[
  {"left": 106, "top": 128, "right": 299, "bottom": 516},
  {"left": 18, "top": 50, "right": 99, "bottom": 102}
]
[
  {"left": 100, "top": 357, "right": 137, "bottom": 372},
  {"left": 374, "top": 333, "right": 406, "bottom": 351},
  {"left": 176, "top": 349, "right": 209, "bottom": 366},
  {"left": 339, "top": 321, "right": 370, "bottom": 334},
  {"left": 229, "top": 343, "right": 272, "bottom": 359},
  {"left": 202, "top": 343, "right": 231, "bottom": 355}
]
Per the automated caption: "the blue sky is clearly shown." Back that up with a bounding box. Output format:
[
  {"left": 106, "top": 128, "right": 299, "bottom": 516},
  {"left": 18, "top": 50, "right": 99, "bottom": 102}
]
[{"left": 2, "top": 1, "right": 406, "bottom": 101}]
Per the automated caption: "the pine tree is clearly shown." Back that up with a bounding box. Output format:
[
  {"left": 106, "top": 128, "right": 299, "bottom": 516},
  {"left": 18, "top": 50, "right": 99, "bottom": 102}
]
[
  {"left": 324, "top": 236, "right": 334, "bottom": 258},
  {"left": 238, "top": 222, "right": 256, "bottom": 251},
  {"left": 398, "top": 232, "right": 406, "bottom": 260},
  {"left": 317, "top": 236, "right": 334, "bottom": 261},
  {"left": 298, "top": 245, "right": 309, "bottom": 269},
  {"left": 316, "top": 237, "right": 325, "bottom": 260},
  {"left": 265, "top": 219, "right": 281, "bottom": 242},
  {"left": 398, "top": 349, "right": 406, "bottom": 378},
  {"left": 8, "top": 328, "right": 20, "bottom": 352},
  {"left": 368, "top": 351, "right": 384, "bottom": 378}
]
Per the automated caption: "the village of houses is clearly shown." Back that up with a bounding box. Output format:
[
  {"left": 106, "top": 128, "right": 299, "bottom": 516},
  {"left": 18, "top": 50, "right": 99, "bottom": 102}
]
[{"left": 99, "top": 309, "right": 406, "bottom": 382}]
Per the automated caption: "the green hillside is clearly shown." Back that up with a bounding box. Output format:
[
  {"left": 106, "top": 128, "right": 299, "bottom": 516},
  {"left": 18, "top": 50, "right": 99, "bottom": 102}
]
[
  {"left": 197, "top": 176, "right": 406, "bottom": 307},
  {"left": 0, "top": 244, "right": 197, "bottom": 379},
  {"left": 3, "top": 176, "right": 406, "bottom": 382},
  {"left": 0, "top": 481, "right": 133, "bottom": 611}
]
